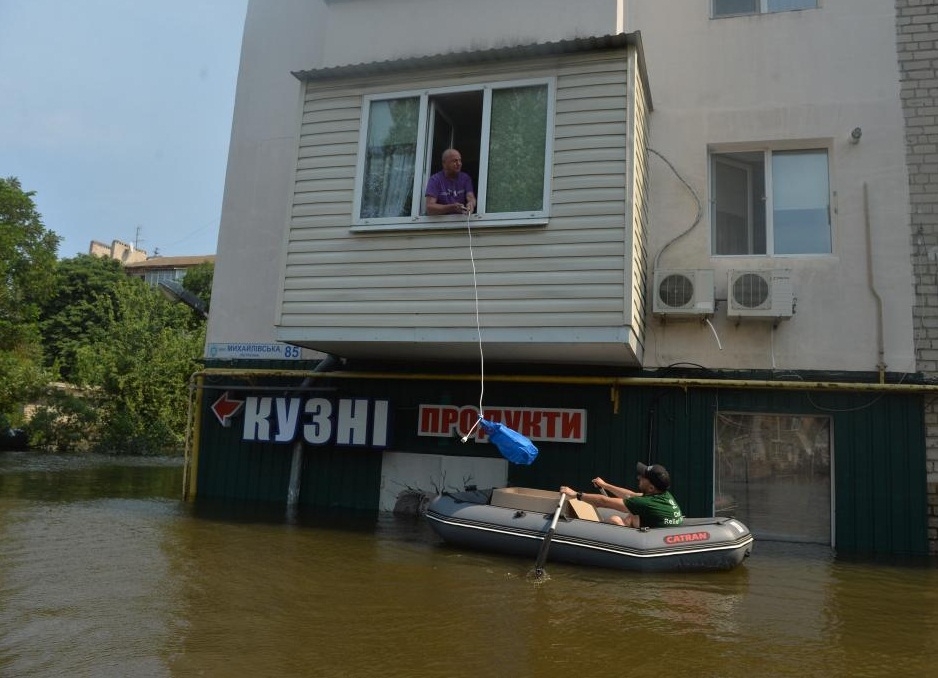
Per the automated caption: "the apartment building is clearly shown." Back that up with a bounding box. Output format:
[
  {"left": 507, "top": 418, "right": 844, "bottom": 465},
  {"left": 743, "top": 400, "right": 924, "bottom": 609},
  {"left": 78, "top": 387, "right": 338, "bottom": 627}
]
[{"left": 195, "top": 0, "right": 937, "bottom": 555}]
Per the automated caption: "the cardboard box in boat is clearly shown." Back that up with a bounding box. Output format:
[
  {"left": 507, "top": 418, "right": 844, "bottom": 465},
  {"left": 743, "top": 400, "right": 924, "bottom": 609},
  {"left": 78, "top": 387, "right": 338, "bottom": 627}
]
[{"left": 491, "top": 487, "right": 600, "bottom": 521}]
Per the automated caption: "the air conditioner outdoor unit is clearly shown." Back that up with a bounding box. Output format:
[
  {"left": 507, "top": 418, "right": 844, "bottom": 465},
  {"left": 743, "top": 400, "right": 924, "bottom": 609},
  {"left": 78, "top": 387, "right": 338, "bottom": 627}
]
[
  {"left": 652, "top": 269, "right": 715, "bottom": 317},
  {"left": 727, "top": 269, "right": 794, "bottom": 320}
]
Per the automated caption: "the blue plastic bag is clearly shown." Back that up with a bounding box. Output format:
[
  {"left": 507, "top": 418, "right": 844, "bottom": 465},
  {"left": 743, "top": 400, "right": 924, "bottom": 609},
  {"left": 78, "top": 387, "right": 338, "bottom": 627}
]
[{"left": 480, "top": 419, "right": 538, "bottom": 465}]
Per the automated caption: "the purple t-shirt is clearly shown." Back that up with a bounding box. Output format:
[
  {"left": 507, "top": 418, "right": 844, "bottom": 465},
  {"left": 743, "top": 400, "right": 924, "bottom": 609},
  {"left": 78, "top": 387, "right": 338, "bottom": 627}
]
[{"left": 425, "top": 171, "right": 474, "bottom": 206}]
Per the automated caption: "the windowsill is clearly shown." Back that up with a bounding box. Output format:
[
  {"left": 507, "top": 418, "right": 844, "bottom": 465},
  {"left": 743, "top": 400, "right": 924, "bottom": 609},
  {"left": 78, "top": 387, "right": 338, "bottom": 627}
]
[{"left": 351, "top": 215, "right": 549, "bottom": 234}]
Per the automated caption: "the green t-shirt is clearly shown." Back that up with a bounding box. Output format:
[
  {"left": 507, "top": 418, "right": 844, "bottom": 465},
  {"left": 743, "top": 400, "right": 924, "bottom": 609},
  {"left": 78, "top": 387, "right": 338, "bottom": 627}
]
[{"left": 625, "top": 491, "right": 684, "bottom": 528}]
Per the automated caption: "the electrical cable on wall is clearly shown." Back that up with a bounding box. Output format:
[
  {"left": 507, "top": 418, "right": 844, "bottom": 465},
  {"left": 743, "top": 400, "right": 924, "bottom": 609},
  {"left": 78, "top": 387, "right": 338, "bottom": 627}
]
[
  {"left": 649, "top": 147, "right": 703, "bottom": 271},
  {"left": 649, "top": 147, "right": 723, "bottom": 351}
]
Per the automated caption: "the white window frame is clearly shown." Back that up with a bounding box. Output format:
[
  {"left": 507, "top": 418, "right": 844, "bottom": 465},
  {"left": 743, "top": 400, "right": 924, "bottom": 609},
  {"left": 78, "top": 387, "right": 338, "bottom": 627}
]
[
  {"left": 709, "top": 142, "right": 833, "bottom": 257},
  {"left": 711, "top": 0, "right": 818, "bottom": 19},
  {"left": 351, "top": 77, "right": 555, "bottom": 233}
]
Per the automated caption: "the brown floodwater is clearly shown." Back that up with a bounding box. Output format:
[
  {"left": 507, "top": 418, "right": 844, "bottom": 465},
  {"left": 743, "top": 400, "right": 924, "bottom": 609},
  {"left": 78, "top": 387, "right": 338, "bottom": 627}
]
[{"left": 0, "top": 451, "right": 936, "bottom": 677}]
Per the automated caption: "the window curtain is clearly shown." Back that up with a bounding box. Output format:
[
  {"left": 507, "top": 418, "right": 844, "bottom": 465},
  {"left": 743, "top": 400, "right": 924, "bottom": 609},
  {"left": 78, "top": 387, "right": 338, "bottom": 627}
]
[
  {"left": 360, "top": 98, "right": 418, "bottom": 219},
  {"left": 361, "top": 146, "right": 415, "bottom": 218},
  {"left": 486, "top": 85, "right": 547, "bottom": 213}
]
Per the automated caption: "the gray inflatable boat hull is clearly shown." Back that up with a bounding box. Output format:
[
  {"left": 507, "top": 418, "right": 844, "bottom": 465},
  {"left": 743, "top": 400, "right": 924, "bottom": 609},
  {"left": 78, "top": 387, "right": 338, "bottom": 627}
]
[{"left": 426, "top": 488, "right": 753, "bottom": 573}]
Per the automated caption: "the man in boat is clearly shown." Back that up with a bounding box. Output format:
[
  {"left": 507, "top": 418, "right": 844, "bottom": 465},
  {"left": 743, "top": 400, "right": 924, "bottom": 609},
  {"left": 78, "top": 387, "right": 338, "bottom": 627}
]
[{"left": 560, "top": 462, "right": 684, "bottom": 528}]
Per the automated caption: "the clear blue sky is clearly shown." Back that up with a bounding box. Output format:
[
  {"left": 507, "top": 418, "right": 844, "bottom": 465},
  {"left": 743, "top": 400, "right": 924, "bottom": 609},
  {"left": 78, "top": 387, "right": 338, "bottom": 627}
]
[{"left": 0, "top": 0, "right": 248, "bottom": 259}]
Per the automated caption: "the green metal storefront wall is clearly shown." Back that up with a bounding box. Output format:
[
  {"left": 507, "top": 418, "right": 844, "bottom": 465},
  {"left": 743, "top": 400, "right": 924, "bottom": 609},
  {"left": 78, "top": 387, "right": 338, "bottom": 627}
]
[
  {"left": 715, "top": 388, "right": 927, "bottom": 555},
  {"left": 194, "top": 372, "right": 928, "bottom": 555}
]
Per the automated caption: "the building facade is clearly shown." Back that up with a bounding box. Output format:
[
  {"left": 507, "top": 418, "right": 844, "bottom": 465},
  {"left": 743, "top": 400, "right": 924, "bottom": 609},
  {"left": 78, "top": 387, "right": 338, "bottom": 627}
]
[
  {"left": 899, "top": 0, "right": 938, "bottom": 555},
  {"left": 124, "top": 255, "right": 215, "bottom": 287},
  {"left": 89, "top": 239, "right": 148, "bottom": 264},
  {"left": 197, "top": 0, "right": 938, "bottom": 555}
]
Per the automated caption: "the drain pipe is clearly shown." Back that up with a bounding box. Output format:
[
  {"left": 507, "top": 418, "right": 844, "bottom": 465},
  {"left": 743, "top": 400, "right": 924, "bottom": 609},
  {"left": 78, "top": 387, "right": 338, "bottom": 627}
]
[
  {"left": 864, "top": 182, "right": 886, "bottom": 383},
  {"left": 286, "top": 353, "right": 342, "bottom": 512},
  {"left": 194, "top": 367, "right": 938, "bottom": 395}
]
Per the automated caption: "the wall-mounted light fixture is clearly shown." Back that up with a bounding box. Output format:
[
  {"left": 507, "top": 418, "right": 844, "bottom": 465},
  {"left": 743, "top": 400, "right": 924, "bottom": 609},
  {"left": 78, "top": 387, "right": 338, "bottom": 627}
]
[{"left": 850, "top": 127, "right": 862, "bottom": 144}]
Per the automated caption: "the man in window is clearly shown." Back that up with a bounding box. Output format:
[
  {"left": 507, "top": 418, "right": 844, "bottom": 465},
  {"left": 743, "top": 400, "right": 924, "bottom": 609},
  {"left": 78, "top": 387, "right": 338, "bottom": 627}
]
[{"left": 424, "top": 148, "right": 476, "bottom": 216}]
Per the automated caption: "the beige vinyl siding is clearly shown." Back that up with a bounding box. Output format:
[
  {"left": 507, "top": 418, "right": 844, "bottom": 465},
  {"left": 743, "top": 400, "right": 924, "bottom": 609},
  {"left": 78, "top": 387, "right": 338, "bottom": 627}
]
[
  {"left": 627, "top": 48, "right": 650, "bottom": 353},
  {"left": 281, "top": 51, "right": 634, "bottom": 342}
]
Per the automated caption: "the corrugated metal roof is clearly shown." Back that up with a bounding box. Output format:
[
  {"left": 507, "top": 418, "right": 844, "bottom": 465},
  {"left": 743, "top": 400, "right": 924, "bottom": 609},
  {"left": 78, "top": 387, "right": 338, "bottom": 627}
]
[
  {"left": 292, "top": 31, "right": 651, "bottom": 107},
  {"left": 124, "top": 255, "right": 215, "bottom": 270}
]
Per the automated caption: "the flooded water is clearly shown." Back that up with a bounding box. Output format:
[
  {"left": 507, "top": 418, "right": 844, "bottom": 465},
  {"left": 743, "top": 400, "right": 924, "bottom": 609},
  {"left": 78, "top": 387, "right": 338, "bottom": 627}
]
[{"left": 0, "top": 452, "right": 936, "bottom": 678}]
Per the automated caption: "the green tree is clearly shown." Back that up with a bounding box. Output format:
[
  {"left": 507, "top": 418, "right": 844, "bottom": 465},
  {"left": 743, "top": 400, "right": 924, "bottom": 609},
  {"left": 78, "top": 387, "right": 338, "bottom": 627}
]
[
  {"left": 0, "top": 177, "right": 59, "bottom": 427},
  {"left": 73, "top": 277, "right": 204, "bottom": 454},
  {"left": 182, "top": 261, "right": 213, "bottom": 312},
  {"left": 39, "top": 254, "right": 125, "bottom": 383}
]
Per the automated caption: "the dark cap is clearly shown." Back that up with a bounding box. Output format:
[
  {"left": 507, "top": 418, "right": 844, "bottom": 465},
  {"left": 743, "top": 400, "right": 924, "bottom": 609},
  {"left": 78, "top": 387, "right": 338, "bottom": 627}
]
[{"left": 637, "top": 462, "right": 671, "bottom": 491}]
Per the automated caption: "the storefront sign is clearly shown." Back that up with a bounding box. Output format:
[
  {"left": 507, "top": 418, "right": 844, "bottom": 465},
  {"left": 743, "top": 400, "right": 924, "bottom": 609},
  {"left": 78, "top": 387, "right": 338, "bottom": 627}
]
[
  {"left": 211, "top": 392, "right": 389, "bottom": 448},
  {"left": 417, "top": 404, "right": 586, "bottom": 443}
]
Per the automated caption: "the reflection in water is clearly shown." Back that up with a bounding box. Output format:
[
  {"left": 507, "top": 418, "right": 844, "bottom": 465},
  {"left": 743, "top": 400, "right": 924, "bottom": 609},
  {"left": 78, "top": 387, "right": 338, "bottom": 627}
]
[{"left": 0, "top": 452, "right": 936, "bottom": 677}]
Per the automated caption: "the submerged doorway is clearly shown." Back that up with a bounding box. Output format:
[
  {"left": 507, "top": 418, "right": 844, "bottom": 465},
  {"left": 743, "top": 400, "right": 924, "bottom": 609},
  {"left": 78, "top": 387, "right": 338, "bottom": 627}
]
[{"left": 715, "top": 412, "right": 832, "bottom": 545}]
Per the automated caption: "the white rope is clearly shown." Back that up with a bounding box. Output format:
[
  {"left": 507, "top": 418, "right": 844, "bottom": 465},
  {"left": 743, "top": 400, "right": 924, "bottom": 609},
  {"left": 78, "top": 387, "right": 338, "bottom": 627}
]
[
  {"left": 704, "top": 317, "right": 723, "bottom": 351},
  {"left": 461, "top": 207, "right": 485, "bottom": 443}
]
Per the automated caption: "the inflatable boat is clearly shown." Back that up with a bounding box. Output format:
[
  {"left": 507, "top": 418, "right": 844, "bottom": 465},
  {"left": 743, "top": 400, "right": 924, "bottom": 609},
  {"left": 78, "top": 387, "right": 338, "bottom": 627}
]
[{"left": 426, "top": 487, "right": 753, "bottom": 573}]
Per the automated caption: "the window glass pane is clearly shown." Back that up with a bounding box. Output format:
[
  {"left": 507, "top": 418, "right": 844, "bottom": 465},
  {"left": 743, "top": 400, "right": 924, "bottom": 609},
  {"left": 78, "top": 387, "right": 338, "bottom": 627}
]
[
  {"left": 713, "top": 159, "right": 752, "bottom": 255},
  {"left": 712, "top": 152, "right": 766, "bottom": 255},
  {"left": 713, "top": 0, "right": 758, "bottom": 17},
  {"left": 772, "top": 150, "right": 830, "bottom": 254},
  {"left": 486, "top": 85, "right": 547, "bottom": 213},
  {"left": 715, "top": 413, "right": 831, "bottom": 544},
  {"left": 360, "top": 98, "right": 418, "bottom": 219},
  {"left": 767, "top": 0, "right": 817, "bottom": 12},
  {"left": 425, "top": 90, "right": 483, "bottom": 207}
]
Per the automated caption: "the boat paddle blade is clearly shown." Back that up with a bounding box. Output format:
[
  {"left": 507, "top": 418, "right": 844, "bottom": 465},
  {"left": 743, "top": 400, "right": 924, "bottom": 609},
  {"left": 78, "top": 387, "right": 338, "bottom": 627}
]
[
  {"left": 480, "top": 419, "right": 538, "bottom": 465},
  {"left": 533, "top": 493, "right": 567, "bottom": 578}
]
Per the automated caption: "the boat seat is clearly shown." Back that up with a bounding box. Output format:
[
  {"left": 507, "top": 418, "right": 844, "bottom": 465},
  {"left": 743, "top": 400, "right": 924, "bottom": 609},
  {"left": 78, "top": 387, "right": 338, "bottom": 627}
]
[
  {"left": 490, "top": 487, "right": 601, "bottom": 522},
  {"left": 491, "top": 487, "right": 559, "bottom": 514}
]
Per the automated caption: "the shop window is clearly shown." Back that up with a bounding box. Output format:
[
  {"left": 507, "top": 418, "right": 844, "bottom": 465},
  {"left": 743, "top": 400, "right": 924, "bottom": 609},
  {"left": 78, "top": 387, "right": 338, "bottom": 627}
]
[{"left": 715, "top": 412, "right": 831, "bottom": 544}]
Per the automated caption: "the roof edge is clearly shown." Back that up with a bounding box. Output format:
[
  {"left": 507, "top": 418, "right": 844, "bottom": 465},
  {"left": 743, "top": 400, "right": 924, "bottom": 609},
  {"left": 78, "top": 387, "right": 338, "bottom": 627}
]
[{"left": 292, "top": 31, "right": 650, "bottom": 106}]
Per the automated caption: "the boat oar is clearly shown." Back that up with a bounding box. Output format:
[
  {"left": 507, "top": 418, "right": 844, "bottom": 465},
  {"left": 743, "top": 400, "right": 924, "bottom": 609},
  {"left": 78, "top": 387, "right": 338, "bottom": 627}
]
[{"left": 533, "top": 493, "right": 567, "bottom": 578}]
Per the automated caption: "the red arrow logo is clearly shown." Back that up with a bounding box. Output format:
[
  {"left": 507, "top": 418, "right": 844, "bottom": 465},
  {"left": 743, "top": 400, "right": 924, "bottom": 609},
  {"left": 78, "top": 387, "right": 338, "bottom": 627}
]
[{"left": 211, "top": 392, "right": 244, "bottom": 427}]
